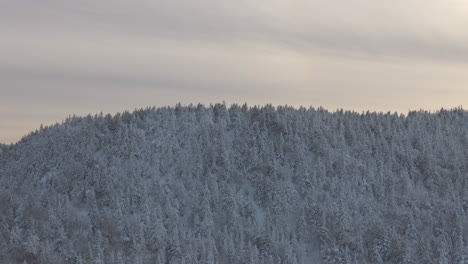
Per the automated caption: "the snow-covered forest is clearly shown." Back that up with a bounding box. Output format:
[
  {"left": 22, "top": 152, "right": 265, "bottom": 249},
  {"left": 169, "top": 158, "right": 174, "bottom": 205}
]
[{"left": 1, "top": 104, "right": 467, "bottom": 264}]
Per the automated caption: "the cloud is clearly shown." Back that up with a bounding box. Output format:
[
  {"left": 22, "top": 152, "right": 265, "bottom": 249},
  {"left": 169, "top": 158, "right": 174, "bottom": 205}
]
[
  {"left": 1, "top": 0, "right": 468, "bottom": 142},
  {"left": 3, "top": 0, "right": 468, "bottom": 62}
]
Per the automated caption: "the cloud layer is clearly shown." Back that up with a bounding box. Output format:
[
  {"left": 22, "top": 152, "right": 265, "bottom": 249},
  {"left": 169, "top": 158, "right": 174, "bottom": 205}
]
[{"left": 1, "top": 0, "right": 468, "bottom": 142}]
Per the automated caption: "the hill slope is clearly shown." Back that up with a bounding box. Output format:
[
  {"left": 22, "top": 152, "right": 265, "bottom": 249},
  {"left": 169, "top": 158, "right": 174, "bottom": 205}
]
[{"left": 1, "top": 104, "right": 468, "bottom": 263}]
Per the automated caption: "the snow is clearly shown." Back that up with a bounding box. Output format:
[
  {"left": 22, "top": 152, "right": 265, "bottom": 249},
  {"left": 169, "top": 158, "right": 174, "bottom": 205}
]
[{"left": 0, "top": 104, "right": 467, "bottom": 263}]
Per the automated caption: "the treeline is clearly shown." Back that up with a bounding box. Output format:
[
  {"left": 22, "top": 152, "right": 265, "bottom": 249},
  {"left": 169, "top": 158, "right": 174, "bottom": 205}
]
[{"left": 0, "top": 104, "right": 467, "bottom": 263}]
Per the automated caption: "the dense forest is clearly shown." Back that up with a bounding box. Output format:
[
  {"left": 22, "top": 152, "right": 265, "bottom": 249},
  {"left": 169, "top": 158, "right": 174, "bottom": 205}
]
[{"left": 1, "top": 104, "right": 467, "bottom": 263}]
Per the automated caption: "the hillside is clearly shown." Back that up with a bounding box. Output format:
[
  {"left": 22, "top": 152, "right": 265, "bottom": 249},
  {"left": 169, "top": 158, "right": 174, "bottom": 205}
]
[{"left": 1, "top": 104, "right": 467, "bottom": 263}]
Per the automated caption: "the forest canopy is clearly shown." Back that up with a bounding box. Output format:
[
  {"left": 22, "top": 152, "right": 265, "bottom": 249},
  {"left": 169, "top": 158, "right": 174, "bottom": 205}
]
[{"left": 0, "top": 104, "right": 467, "bottom": 263}]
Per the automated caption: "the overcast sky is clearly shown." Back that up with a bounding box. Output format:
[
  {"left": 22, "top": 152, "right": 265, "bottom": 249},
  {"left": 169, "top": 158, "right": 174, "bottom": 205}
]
[{"left": 1, "top": 0, "right": 468, "bottom": 143}]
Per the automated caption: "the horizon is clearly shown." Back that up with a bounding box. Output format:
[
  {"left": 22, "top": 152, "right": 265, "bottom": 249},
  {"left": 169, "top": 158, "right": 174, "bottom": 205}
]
[{"left": 2, "top": 103, "right": 465, "bottom": 145}]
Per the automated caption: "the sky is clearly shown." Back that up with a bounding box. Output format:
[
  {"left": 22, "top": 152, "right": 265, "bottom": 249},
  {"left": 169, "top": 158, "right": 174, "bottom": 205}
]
[{"left": 1, "top": 0, "right": 468, "bottom": 143}]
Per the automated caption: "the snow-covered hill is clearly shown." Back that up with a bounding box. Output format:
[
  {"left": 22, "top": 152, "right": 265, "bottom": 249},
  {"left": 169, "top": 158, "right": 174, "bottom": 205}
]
[{"left": 1, "top": 104, "right": 467, "bottom": 263}]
